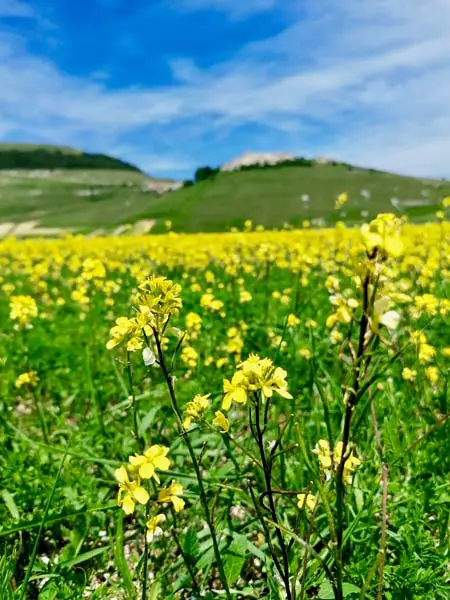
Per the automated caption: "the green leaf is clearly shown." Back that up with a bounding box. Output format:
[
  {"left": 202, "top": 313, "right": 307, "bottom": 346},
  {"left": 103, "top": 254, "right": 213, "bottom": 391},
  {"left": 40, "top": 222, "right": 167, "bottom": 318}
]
[
  {"left": 1, "top": 490, "right": 19, "bottom": 520},
  {"left": 149, "top": 581, "right": 161, "bottom": 600},
  {"left": 113, "top": 511, "right": 135, "bottom": 599},
  {"left": 318, "top": 582, "right": 335, "bottom": 599},
  {"left": 224, "top": 538, "right": 247, "bottom": 586},
  {"left": 319, "top": 581, "right": 360, "bottom": 598},
  {"left": 182, "top": 526, "right": 199, "bottom": 560},
  {"left": 343, "top": 582, "right": 361, "bottom": 595},
  {"left": 196, "top": 543, "right": 214, "bottom": 572},
  {"left": 139, "top": 405, "right": 161, "bottom": 437},
  {"left": 58, "top": 546, "right": 108, "bottom": 569}
]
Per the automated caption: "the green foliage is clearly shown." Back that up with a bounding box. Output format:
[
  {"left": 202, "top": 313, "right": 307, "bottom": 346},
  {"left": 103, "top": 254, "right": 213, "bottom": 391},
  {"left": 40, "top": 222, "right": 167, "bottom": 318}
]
[
  {"left": 0, "top": 144, "right": 141, "bottom": 172},
  {"left": 194, "top": 165, "right": 220, "bottom": 183}
]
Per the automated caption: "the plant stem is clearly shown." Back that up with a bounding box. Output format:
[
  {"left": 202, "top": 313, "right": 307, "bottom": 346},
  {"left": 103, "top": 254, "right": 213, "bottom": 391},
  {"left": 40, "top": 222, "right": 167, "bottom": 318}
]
[
  {"left": 141, "top": 498, "right": 150, "bottom": 600},
  {"left": 254, "top": 396, "right": 292, "bottom": 600},
  {"left": 335, "top": 273, "right": 370, "bottom": 599},
  {"left": 152, "top": 329, "right": 231, "bottom": 599},
  {"left": 126, "top": 352, "right": 143, "bottom": 450},
  {"left": 370, "top": 386, "right": 388, "bottom": 600}
]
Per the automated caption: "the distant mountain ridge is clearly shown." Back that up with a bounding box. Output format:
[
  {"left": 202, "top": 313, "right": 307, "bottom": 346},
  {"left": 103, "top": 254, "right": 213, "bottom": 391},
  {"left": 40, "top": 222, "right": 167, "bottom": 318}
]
[{"left": 0, "top": 143, "right": 141, "bottom": 172}]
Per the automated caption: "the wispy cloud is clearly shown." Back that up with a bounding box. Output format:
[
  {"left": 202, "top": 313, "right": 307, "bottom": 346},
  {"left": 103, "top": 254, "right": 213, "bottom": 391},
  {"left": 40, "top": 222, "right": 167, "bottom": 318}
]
[
  {"left": 0, "top": 0, "right": 449, "bottom": 177},
  {"left": 0, "top": 0, "right": 34, "bottom": 18},
  {"left": 174, "top": 0, "right": 277, "bottom": 19}
]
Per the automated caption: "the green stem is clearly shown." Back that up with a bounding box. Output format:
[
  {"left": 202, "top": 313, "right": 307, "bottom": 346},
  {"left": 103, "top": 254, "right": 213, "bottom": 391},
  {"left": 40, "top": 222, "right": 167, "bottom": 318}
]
[
  {"left": 253, "top": 396, "right": 292, "bottom": 600},
  {"left": 152, "top": 329, "right": 231, "bottom": 599},
  {"left": 126, "top": 351, "right": 143, "bottom": 451},
  {"left": 141, "top": 498, "right": 150, "bottom": 600},
  {"left": 335, "top": 273, "right": 370, "bottom": 599}
]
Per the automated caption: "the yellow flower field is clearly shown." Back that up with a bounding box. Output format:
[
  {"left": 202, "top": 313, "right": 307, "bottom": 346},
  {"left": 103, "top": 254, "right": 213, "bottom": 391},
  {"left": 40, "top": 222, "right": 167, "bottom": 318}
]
[{"left": 1, "top": 216, "right": 449, "bottom": 599}]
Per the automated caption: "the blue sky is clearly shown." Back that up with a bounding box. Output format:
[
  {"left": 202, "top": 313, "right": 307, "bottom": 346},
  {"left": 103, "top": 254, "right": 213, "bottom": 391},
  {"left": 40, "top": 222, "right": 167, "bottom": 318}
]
[{"left": 0, "top": 0, "right": 449, "bottom": 179}]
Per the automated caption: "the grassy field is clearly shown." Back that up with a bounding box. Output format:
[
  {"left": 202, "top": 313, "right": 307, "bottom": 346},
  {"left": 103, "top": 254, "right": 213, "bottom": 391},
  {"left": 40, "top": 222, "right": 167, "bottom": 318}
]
[
  {"left": 146, "top": 164, "right": 450, "bottom": 232},
  {"left": 0, "top": 169, "right": 168, "bottom": 232},
  {"left": 1, "top": 153, "right": 450, "bottom": 233},
  {"left": 1, "top": 215, "right": 449, "bottom": 599}
]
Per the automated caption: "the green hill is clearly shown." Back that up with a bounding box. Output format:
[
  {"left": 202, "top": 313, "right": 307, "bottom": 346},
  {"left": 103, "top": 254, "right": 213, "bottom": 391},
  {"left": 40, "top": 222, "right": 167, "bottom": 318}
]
[
  {"left": 0, "top": 147, "right": 448, "bottom": 236},
  {"left": 0, "top": 144, "right": 177, "bottom": 234},
  {"left": 0, "top": 143, "right": 140, "bottom": 172},
  {"left": 143, "top": 162, "right": 450, "bottom": 233}
]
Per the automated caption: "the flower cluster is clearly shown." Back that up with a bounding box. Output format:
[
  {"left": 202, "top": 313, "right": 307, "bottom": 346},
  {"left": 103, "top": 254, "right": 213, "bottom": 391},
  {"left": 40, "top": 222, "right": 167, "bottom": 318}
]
[
  {"left": 222, "top": 354, "right": 293, "bottom": 410},
  {"left": 15, "top": 370, "right": 39, "bottom": 389},
  {"left": 361, "top": 213, "right": 404, "bottom": 260},
  {"left": 297, "top": 492, "right": 317, "bottom": 512},
  {"left": 9, "top": 295, "right": 38, "bottom": 328},
  {"left": 114, "top": 445, "right": 185, "bottom": 543},
  {"left": 183, "top": 394, "right": 210, "bottom": 430},
  {"left": 313, "top": 439, "right": 361, "bottom": 485},
  {"left": 107, "top": 276, "right": 182, "bottom": 351}
]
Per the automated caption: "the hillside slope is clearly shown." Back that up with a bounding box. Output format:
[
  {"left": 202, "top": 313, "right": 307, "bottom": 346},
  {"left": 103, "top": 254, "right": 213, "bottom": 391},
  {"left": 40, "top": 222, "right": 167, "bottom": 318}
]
[
  {"left": 143, "top": 163, "right": 450, "bottom": 233},
  {"left": 0, "top": 144, "right": 177, "bottom": 234},
  {"left": 0, "top": 152, "right": 448, "bottom": 235}
]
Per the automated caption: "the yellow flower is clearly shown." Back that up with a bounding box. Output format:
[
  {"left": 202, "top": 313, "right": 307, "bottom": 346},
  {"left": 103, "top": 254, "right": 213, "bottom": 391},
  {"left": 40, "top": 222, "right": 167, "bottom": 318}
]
[
  {"left": 330, "top": 330, "right": 343, "bottom": 344},
  {"left": 114, "top": 465, "right": 149, "bottom": 515},
  {"left": 9, "top": 295, "right": 38, "bottom": 327},
  {"left": 81, "top": 257, "right": 106, "bottom": 280},
  {"left": 136, "top": 276, "right": 182, "bottom": 326},
  {"left": 287, "top": 313, "right": 300, "bottom": 327},
  {"left": 298, "top": 348, "right": 312, "bottom": 360},
  {"left": 128, "top": 445, "right": 171, "bottom": 482},
  {"left": 261, "top": 366, "right": 293, "bottom": 399},
  {"left": 216, "top": 357, "right": 228, "bottom": 369},
  {"left": 418, "top": 344, "right": 435, "bottom": 364},
  {"left": 222, "top": 372, "right": 248, "bottom": 410},
  {"left": 297, "top": 492, "right": 316, "bottom": 511},
  {"left": 402, "top": 368, "right": 416, "bottom": 382},
  {"left": 335, "top": 191, "right": 348, "bottom": 209},
  {"left": 183, "top": 394, "right": 210, "bottom": 430},
  {"left": 213, "top": 411, "right": 229, "bottom": 433},
  {"left": 146, "top": 514, "right": 166, "bottom": 542},
  {"left": 158, "top": 481, "right": 185, "bottom": 512},
  {"left": 180, "top": 345, "right": 199, "bottom": 369},
  {"left": 305, "top": 319, "right": 318, "bottom": 329},
  {"left": 15, "top": 371, "right": 39, "bottom": 389},
  {"left": 361, "top": 213, "right": 403, "bottom": 259},
  {"left": 313, "top": 440, "right": 361, "bottom": 484},
  {"left": 425, "top": 366, "right": 439, "bottom": 384},
  {"left": 239, "top": 290, "right": 252, "bottom": 303},
  {"left": 436, "top": 210, "right": 445, "bottom": 220},
  {"left": 443, "top": 347, "right": 450, "bottom": 358}
]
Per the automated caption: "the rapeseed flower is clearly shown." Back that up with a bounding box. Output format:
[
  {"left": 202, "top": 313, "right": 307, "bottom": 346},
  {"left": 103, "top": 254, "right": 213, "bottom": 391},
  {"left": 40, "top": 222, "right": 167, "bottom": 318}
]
[
  {"left": 9, "top": 295, "right": 38, "bottom": 327},
  {"left": 114, "top": 465, "right": 149, "bottom": 515},
  {"left": 183, "top": 394, "right": 210, "bottom": 430},
  {"left": 297, "top": 492, "right": 317, "bottom": 511},
  {"left": 128, "top": 445, "right": 171, "bottom": 482},
  {"left": 146, "top": 514, "right": 166, "bottom": 542},
  {"left": 158, "top": 481, "right": 185, "bottom": 512},
  {"left": 313, "top": 440, "right": 361, "bottom": 484},
  {"left": 15, "top": 371, "right": 39, "bottom": 388}
]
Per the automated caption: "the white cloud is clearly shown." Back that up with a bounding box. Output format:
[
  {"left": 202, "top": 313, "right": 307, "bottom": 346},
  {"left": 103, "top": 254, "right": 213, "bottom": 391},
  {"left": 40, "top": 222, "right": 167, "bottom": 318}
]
[
  {"left": 0, "top": 0, "right": 34, "bottom": 18},
  {"left": 174, "top": 0, "right": 277, "bottom": 19},
  {"left": 0, "top": 0, "right": 449, "bottom": 177}
]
